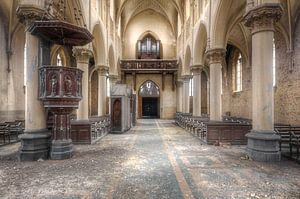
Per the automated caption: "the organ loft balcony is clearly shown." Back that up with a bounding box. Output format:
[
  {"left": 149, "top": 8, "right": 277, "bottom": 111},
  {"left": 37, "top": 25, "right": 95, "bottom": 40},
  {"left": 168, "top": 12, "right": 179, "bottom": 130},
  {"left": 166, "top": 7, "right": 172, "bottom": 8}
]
[{"left": 120, "top": 59, "right": 178, "bottom": 74}]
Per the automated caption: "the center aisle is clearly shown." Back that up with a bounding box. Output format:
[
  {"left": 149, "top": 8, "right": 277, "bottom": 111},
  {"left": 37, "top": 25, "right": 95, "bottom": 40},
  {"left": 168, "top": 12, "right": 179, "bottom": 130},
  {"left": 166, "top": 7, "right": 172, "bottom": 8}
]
[{"left": 109, "top": 119, "right": 197, "bottom": 199}]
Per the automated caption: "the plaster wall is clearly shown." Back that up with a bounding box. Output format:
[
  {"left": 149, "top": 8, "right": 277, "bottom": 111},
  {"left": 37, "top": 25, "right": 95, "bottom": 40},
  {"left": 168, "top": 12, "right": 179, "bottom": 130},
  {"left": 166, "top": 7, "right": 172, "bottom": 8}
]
[
  {"left": 123, "top": 10, "right": 176, "bottom": 59},
  {"left": 0, "top": 20, "right": 25, "bottom": 122},
  {"left": 125, "top": 74, "right": 176, "bottom": 119}
]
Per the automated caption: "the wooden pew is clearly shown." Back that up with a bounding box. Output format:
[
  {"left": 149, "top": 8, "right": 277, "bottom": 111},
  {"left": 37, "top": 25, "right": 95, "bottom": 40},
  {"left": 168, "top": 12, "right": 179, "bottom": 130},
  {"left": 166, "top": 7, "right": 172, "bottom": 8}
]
[
  {"left": 0, "top": 123, "right": 10, "bottom": 145},
  {"left": 289, "top": 126, "right": 300, "bottom": 159},
  {"left": 202, "top": 122, "right": 252, "bottom": 145}
]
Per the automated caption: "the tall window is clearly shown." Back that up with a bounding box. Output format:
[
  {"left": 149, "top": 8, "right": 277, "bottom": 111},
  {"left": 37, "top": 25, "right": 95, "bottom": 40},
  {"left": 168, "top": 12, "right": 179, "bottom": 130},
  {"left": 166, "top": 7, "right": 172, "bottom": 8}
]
[
  {"left": 273, "top": 39, "right": 276, "bottom": 86},
  {"left": 235, "top": 53, "right": 242, "bottom": 92},
  {"left": 189, "top": 77, "right": 193, "bottom": 96}
]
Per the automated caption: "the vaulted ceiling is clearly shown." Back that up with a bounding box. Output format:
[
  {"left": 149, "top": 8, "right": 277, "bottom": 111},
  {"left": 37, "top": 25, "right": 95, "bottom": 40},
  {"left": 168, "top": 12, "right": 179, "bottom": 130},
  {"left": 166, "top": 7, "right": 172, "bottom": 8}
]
[{"left": 115, "top": 0, "right": 184, "bottom": 36}]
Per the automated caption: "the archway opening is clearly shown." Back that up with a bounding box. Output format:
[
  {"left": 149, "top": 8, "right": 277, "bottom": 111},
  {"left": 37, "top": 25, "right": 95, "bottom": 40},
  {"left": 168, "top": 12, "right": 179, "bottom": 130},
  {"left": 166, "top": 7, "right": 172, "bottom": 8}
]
[{"left": 138, "top": 80, "right": 160, "bottom": 118}]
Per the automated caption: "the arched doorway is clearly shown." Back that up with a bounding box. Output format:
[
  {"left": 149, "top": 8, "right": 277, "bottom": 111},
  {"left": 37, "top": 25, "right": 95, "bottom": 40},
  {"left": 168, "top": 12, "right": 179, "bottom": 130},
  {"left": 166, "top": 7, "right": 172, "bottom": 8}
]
[{"left": 138, "top": 80, "right": 160, "bottom": 118}]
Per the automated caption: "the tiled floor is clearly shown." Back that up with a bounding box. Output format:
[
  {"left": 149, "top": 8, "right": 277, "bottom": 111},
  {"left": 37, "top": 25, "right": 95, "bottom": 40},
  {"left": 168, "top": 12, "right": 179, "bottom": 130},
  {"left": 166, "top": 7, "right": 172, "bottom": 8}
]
[{"left": 0, "top": 119, "right": 299, "bottom": 199}]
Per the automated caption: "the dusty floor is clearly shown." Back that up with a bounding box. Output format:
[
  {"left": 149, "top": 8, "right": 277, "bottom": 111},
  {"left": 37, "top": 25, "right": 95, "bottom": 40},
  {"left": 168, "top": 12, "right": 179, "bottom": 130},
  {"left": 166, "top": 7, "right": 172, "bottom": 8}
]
[{"left": 0, "top": 119, "right": 299, "bottom": 199}]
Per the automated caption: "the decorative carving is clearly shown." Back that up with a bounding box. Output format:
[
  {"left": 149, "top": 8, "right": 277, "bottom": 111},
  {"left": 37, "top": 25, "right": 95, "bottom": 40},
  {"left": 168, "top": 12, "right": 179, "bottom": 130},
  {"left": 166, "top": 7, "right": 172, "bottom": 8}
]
[
  {"left": 39, "top": 68, "right": 46, "bottom": 97},
  {"left": 97, "top": 65, "right": 109, "bottom": 76},
  {"left": 39, "top": 66, "right": 83, "bottom": 144},
  {"left": 120, "top": 59, "right": 178, "bottom": 72},
  {"left": 16, "top": 5, "right": 47, "bottom": 26},
  {"left": 64, "top": 75, "right": 73, "bottom": 96},
  {"left": 243, "top": 3, "right": 283, "bottom": 34},
  {"left": 191, "top": 65, "right": 204, "bottom": 75},
  {"left": 50, "top": 74, "right": 58, "bottom": 96},
  {"left": 73, "top": 47, "right": 93, "bottom": 63},
  {"left": 181, "top": 75, "right": 193, "bottom": 83},
  {"left": 76, "top": 73, "right": 82, "bottom": 97},
  {"left": 205, "top": 48, "right": 226, "bottom": 65}
]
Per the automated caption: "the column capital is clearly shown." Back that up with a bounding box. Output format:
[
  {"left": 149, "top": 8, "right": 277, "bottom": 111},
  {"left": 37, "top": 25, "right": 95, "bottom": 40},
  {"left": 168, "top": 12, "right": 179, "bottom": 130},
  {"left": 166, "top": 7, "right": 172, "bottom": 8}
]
[
  {"left": 16, "top": 4, "right": 47, "bottom": 27},
  {"left": 190, "top": 65, "right": 204, "bottom": 75},
  {"left": 243, "top": 3, "right": 283, "bottom": 34},
  {"left": 96, "top": 65, "right": 109, "bottom": 76},
  {"left": 109, "top": 74, "right": 119, "bottom": 84},
  {"left": 181, "top": 75, "right": 193, "bottom": 82},
  {"left": 205, "top": 48, "right": 226, "bottom": 65},
  {"left": 72, "top": 47, "right": 93, "bottom": 63}
]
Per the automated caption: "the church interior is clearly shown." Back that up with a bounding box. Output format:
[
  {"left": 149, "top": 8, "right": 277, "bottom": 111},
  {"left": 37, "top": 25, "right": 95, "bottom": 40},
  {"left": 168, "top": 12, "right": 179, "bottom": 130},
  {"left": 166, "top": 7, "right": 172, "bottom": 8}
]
[{"left": 0, "top": 0, "right": 299, "bottom": 198}]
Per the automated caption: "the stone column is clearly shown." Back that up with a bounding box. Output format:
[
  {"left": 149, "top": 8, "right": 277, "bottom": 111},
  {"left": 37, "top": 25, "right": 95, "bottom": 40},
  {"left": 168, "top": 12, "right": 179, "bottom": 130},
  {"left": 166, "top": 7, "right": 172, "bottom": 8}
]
[
  {"left": 98, "top": 65, "right": 108, "bottom": 116},
  {"left": 182, "top": 75, "right": 192, "bottom": 113},
  {"left": 244, "top": 3, "right": 283, "bottom": 162},
  {"left": 176, "top": 80, "right": 183, "bottom": 112},
  {"left": 191, "top": 65, "right": 203, "bottom": 116},
  {"left": 17, "top": 5, "right": 51, "bottom": 161},
  {"left": 206, "top": 48, "right": 225, "bottom": 121},
  {"left": 73, "top": 47, "right": 93, "bottom": 121}
]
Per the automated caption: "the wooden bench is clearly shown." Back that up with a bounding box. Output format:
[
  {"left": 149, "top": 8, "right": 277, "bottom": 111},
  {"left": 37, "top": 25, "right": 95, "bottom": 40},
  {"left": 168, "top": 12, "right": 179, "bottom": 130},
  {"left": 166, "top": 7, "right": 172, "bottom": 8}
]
[
  {"left": 274, "top": 124, "right": 292, "bottom": 152},
  {"left": 0, "top": 121, "right": 24, "bottom": 146},
  {"left": 0, "top": 123, "right": 10, "bottom": 145}
]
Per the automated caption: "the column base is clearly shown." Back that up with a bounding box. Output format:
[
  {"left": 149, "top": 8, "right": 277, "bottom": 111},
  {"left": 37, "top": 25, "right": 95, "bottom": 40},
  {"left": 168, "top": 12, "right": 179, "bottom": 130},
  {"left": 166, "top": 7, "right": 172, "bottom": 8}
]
[
  {"left": 246, "top": 130, "right": 281, "bottom": 162},
  {"left": 19, "top": 129, "right": 51, "bottom": 161},
  {"left": 50, "top": 139, "right": 73, "bottom": 160}
]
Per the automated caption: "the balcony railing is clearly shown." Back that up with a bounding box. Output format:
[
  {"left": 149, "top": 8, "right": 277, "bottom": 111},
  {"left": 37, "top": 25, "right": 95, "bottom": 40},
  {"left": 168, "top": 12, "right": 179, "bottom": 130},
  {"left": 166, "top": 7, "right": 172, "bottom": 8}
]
[{"left": 120, "top": 59, "right": 178, "bottom": 72}]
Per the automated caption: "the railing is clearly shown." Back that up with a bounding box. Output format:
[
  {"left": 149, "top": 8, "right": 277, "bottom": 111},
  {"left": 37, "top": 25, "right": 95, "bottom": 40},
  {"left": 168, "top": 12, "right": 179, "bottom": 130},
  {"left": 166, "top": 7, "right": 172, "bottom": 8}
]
[
  {"left": 90, "top": 115, "right": 111, "bottom": 143},
  {"left": 120, "top": 59, "right": 178, "bottom": 71}
]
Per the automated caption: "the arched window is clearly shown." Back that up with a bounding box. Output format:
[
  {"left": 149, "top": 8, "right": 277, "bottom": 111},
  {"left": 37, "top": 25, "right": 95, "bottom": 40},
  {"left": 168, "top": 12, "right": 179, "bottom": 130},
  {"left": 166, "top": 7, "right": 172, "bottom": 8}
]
[
  {"left": 57, "top": 53, "right": 63, "bottom": 66},
  {"left": 137, "top": 34, "right": 161, "bottom": 59},
  {"left": 232, "top": 52, "right": 242, "bottom": 92},
  {"left": 273, "top": 39, "right": 276, "bottom": 86},
  {"left": 235, "top": 53, "right": 242, "bottom": 92},
  {"left": 139, "top": 81, "right": 160, "bottom": 97}
]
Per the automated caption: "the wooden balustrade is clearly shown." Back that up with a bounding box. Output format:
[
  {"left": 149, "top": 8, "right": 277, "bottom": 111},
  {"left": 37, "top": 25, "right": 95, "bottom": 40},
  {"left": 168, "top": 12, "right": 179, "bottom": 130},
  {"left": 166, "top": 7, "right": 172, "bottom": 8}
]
[{"left": 120, "top": 59, "right": 178, "bottom": 72}]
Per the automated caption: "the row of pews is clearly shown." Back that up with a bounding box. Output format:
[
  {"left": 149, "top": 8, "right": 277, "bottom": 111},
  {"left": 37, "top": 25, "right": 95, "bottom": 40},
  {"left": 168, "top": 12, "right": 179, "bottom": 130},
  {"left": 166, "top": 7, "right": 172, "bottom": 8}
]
[
  {"left": 274, "top": 124, "right": 300, "bottom": 159},
  {"left": 175, "top": 112, "right": 300, "bottom": 160},
  {"left": 0, "top": 120, "right": 24, "bottom": 146},
  {"left": 175, "top": 113, "right": 251, "bottom": 145}
]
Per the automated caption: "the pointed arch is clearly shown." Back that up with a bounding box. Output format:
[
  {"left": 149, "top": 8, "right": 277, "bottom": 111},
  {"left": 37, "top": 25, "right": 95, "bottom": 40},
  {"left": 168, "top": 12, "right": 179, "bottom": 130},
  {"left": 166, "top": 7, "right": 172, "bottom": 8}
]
[
  {"left": 193, "top": 22, "right": 208, "bottom": 65},
  {"left": 92, "top": 23, "right": 106, "bottom": 65},
  {"left": 138, "top": 80, "right": 160, "bottom": 97},
  {"left": 51, "top": 45, "right": 70, "bottom": 66},
  {"left": 211, "top": 0, "right": 246, "bottom": 49}
]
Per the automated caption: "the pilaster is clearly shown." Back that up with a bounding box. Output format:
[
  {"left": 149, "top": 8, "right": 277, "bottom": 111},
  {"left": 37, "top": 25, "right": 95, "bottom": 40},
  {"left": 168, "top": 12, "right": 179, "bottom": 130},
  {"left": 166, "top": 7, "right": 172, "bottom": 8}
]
[{"left": 97, "top": 65, "right": 109, "bottom": 116}]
